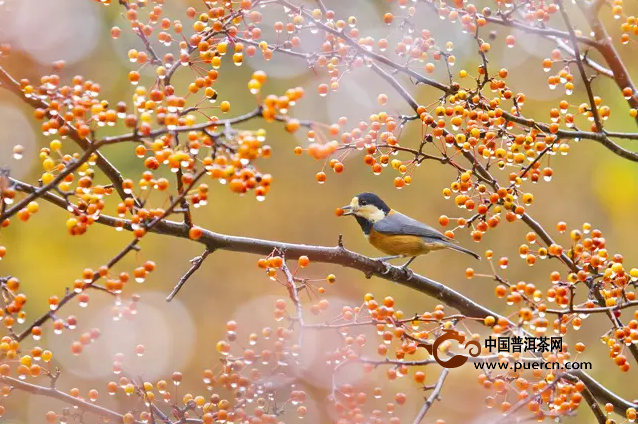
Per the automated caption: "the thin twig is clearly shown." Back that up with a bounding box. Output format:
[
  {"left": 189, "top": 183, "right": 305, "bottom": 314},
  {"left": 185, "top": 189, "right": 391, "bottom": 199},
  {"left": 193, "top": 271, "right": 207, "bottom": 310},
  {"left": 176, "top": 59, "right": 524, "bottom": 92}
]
[
  {"left": 166, "top": 248, "right": 213, "bottom": 302},
  {"left": 580, "top": 382, "right": 607, "bottom": 424},
  {"left": 412, "top": 368, "right": 449, "bottom": 424},
  {"left": 557, "top": 0, "right": 603, "bottom": 132},
  {"left": 0, "top": 65, "right": 138, "bottom": 206},
  {"left": 2, "top": 376, "right": 145, "bottom": 424}
]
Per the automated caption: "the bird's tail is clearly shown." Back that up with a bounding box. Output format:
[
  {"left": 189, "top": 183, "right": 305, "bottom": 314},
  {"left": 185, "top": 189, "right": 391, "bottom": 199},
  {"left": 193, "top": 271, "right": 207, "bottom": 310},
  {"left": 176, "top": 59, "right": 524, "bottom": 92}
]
[{"left": 447, "top": 243, "right": 481, "bottom": 260}]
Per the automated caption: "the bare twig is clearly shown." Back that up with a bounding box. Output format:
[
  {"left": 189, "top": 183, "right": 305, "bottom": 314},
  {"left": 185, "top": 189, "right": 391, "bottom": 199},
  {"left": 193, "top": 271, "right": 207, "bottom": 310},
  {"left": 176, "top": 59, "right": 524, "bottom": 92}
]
[
  {"left": 99, "top": 107, "right": 264, "bottom": 144},
  {"left": 557, "top": 0, "right": 603, "bottom": 132},
  {"left": 2, "top": 376, "right": 145, "bottom": 424},
  {"left": 412, "top": 368, "right": 449, "bottom": 424},
  {"left": 166, "top": 248, "right": 213, "bottom": 302},
  {"left": 580, "top": 382, "right": 607, "bottom": 424},
  {"left": 278, "top": 0, "right": 452, "bottom": 94},
  {"left": 493, "top": 378, "right": 560, "bottom": 424},
  {"left": 173, "top": 134, "right": 193, "bottom": 227}
]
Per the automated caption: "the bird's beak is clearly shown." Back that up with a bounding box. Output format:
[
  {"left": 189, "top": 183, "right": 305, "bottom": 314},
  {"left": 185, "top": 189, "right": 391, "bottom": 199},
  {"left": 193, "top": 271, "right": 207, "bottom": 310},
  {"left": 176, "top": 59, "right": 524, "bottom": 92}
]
[{"left": 340, "top": 205, "right": 353, "bottom": 216}]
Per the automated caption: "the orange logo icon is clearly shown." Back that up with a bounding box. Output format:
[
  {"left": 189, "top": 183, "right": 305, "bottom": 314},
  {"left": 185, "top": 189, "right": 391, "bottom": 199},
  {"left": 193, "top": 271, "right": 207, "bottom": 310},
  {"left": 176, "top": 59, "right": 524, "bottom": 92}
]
[{"left": 420, "top": 329, "right": 481, "bottom": 368}]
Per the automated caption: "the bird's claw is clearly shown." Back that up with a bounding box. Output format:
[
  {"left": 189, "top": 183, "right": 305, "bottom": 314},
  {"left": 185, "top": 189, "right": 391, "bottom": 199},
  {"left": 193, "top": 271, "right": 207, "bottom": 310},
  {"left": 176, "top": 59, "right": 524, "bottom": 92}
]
[
  {"left": 402, "top": 266, "right": 414, "bottom": 280},
  {"left": 377, "top": 260, "right": 394, "bottom": 275}
]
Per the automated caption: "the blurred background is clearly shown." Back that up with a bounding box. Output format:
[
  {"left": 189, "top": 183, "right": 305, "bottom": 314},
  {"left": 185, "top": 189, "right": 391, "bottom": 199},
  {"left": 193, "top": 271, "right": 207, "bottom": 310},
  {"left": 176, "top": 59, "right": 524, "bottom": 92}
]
[{"left": 1, "top": 0, "right": 638, "bottom": 423}]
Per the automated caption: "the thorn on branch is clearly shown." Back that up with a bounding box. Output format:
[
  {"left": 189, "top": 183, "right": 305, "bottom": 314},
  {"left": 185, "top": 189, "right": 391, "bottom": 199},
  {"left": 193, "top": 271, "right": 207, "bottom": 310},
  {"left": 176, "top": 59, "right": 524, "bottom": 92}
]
[{"left": 50, "top": 368, "right": 61, "bottom": 389}]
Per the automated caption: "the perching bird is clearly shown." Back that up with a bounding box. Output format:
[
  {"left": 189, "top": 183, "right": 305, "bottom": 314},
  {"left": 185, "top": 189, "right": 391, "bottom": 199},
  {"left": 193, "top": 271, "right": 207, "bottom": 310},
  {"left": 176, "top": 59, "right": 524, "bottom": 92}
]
[{"left": 340, "top": 192, "right": 480, "bottom": 270}]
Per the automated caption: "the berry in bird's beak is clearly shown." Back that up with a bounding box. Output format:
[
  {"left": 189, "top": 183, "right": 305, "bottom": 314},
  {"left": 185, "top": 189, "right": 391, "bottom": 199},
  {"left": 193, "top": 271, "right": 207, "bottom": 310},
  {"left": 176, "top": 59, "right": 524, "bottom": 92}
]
[{"left": 338, "top": 205, "right": 353, "bottom": 216}]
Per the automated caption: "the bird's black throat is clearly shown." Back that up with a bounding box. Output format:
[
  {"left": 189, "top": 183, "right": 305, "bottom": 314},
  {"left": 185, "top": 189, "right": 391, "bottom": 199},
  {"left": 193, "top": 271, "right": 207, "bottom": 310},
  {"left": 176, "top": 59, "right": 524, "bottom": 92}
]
[{"left": 354, "top": 215, "right": 373, "bottom": 235}]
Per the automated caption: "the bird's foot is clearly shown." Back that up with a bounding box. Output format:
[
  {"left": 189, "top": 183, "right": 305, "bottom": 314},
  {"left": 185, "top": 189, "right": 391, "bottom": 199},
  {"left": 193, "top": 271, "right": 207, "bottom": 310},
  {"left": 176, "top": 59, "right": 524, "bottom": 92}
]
[
  {"left": 400, "top": 257, "right": 417, "bottom": 280},
  {"left": 401, "top": 265, "right": 414, "bottom": 280},
  {"left": 375, "top": 259, "right": 395, "bottom": 275}
]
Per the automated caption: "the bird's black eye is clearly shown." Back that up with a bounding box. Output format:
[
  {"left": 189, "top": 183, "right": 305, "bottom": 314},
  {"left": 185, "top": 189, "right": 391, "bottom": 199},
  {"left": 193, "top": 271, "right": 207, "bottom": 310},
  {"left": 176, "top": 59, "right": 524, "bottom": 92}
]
[{"left": 359, "top": 200, "right": 367, "bottom": 206}]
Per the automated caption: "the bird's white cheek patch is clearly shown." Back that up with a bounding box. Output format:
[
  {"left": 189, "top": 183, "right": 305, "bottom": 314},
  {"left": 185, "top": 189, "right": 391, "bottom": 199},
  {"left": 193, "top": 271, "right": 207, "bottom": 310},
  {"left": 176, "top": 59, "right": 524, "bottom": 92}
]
[{"left": 358, "top": 206, "right": 385, "bottom": 223}]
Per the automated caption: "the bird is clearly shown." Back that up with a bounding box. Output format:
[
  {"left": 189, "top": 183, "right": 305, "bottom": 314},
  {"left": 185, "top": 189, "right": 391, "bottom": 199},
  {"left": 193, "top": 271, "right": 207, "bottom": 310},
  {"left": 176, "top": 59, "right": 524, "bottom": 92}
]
[{"left": 339, "top": 192, "right": 480, "bottom": 271}]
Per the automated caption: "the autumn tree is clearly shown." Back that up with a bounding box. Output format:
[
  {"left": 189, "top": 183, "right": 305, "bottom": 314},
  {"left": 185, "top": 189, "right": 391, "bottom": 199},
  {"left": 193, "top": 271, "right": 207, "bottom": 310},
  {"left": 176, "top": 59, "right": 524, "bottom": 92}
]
[{"left": 1, "top": 0, "right": 638, "bottom": 423}]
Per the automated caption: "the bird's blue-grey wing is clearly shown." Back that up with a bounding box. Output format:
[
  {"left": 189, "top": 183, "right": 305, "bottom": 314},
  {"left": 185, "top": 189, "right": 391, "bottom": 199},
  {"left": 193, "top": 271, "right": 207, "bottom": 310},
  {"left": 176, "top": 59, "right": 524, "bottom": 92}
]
[{"left": 372, "top": 212, "right": 454, "bottom": 243}]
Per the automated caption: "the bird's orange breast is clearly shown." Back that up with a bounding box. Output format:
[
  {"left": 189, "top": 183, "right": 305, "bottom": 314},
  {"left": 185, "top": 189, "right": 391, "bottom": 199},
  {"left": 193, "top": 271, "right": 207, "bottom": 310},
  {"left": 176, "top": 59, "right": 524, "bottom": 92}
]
[{"left": 368, "top": 229, "right": 440, "bottom": 256}]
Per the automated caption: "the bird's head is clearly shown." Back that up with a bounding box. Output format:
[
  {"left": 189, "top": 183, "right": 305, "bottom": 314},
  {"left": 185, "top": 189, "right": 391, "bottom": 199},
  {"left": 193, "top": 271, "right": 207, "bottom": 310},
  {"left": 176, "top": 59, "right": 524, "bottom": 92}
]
[{"left": 340, "top": 192, "right": 391, "bottom": 224}]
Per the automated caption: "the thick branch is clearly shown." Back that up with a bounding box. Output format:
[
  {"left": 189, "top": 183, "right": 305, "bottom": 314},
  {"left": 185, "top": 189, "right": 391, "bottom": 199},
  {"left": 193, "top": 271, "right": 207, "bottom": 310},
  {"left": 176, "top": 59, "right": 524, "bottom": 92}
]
[
  {"left": 581, "top": 1, "right": 638, "bottom": 125},
  {"left": 572, "top": 370, "right": 638, "bottom": 415},
  {"left": 11, "top": 178, "right": 503, "bottom": 323}
]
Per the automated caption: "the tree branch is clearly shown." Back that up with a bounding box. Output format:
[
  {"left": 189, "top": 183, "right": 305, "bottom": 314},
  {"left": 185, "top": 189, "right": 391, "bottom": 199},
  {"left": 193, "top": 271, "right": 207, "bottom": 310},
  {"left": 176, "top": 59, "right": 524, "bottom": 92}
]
[
  {"left": 99, "top": 107, "right": 264, "bottom": 144},
  {"left": 557, "top": 0, "right": 603, "bottom": 132},
  {"left": 580, "top": 381, "right": 607, "bottom": 424},
  {"left": 2, "top": 376, "right": 145, "bottom": 424},
  {"left": 11, "top": 176, "right": 637, "bottom": 414},
  {"left": 572, "top": 369, "right": 638, "bottom": 415},
  {"left": 277, "top": 0, "right": 452, "bottom": 94},
  {"left": 166, "top": 248, "right": 213, "bottom": 302},
  {"left": 0, "top": 65, "right": 138, "bottom": 206},
  {"left": 412, "top": 368, "right": 449, "bottom": 424},
  {"left": 580, "top": 0, "right": 638, "bottom": 125}
]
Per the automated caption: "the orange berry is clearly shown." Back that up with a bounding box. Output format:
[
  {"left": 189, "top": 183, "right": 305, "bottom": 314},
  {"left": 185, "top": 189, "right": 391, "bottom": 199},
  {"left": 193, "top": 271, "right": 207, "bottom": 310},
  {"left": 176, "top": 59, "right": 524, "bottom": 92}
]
[
  {"left": 298, "top": 256, "right": 310, "bottom": 267},
  {"left": 71, "top": 341, "right": 83, "bottom": 356},
  {"left": 383, "top": 13, "right": 394, "bottom": 24},
  {"left": 189, "top": 226, "right": 203, "bottom": 240},
  {"left": 46, "top": 411, "right": 57, "bottom": 423},
  {"left": 395, "top": 393, "right": 407, "bottom": 405}
]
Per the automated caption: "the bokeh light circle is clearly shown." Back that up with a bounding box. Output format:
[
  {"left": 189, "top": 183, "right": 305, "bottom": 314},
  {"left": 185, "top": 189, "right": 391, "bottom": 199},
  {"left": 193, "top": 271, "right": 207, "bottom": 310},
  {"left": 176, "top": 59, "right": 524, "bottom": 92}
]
[
  {"left": 2, "top": 0, "right": 102, "bottom": 65},
  {"left": 47, "top": 292, "right": 195, "bottom": 381}
]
